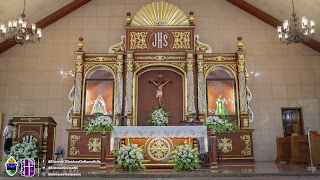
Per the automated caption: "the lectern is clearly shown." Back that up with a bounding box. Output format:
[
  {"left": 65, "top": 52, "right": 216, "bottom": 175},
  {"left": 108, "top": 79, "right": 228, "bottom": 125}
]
[{"left": 12, "top": 116, "right": 57, "bottom": 162}]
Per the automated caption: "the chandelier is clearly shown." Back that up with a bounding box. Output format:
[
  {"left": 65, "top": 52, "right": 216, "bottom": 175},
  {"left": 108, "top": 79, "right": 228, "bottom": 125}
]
[
  {"left": 277, "top": 0, "right": 315, "bottom": 45},
  {"left": 0, "top": 0, "right": 42, "bottom": 45}
]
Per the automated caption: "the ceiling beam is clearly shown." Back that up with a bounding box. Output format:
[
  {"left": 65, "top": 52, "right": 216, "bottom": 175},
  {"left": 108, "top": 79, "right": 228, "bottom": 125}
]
[
  {"left": 226, "top": 0, "right": 320, "bottom": 53},
  {"left": 0, "top": 0, "right": 92, "bottom": 54}
]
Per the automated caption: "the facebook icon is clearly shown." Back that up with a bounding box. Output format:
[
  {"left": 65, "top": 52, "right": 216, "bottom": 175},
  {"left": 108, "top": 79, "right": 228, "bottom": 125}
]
[{"left": 21, "top": 158, "right": 35, "bottom": 177}]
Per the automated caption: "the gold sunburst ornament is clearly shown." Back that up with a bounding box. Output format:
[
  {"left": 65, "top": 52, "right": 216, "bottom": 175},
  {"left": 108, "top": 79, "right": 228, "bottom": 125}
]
[
  {"left": 131, "top": 2, "right": 189, "bottom": 26},
  {"left": 148, "top": 138, "right": 170, "bottom": 161}
]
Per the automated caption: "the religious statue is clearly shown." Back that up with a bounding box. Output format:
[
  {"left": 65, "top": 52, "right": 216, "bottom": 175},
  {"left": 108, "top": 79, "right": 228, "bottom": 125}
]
[
  {"left": 215, "top": 95, "right": 228, "bottom": 115},
  {"left": 149, "top": 73, "right": 171, "bottom": 107},
  {"left": 91, "top": 94, "right": 108, "bottom": 115}
]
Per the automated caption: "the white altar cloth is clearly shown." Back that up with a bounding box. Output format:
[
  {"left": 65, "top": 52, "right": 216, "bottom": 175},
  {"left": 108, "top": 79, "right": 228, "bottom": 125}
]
[{"left": 110, "top": 126, "right": 208, "bottom": 152}]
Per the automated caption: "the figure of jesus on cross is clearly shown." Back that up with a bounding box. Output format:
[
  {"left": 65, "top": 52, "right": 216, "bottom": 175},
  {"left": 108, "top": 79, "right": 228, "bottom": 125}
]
[{"left": 149, "top": 73, "right": 171, "bottom": 107}]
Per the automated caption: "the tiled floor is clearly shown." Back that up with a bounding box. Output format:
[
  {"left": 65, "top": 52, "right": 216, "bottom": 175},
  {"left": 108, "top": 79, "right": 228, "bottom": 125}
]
[{"left": 1, "top": 161, "right": 319, "bottom": 179}]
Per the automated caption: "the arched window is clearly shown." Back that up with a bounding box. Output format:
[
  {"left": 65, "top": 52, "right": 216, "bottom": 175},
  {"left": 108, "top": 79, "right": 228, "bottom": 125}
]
[
  {"left": 206, "top": 67, "right": 237, "bottom": 117},
  {"left": 83, "top": 66, "right": 114, "bottom": 117}
]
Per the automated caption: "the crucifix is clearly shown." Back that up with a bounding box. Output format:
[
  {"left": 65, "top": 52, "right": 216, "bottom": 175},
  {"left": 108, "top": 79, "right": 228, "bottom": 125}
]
[{"left": 149, "top": 73, "right": 171, "bottom": 107}]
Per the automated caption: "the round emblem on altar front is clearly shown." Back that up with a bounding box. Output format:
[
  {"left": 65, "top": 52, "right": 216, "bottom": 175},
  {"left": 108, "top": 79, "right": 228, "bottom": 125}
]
[{"left": 147, "top": 138, "right": 171, "bottom": 161}]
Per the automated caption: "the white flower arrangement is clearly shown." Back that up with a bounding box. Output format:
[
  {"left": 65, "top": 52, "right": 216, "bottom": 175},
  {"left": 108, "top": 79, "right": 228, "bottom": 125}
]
[
  {"left": 84, "top": 115, "right": 114, "bottom": 134},
  {"left": 169, "top": 141, "right": 201, "bottom": 171},
  {"left": 148, "top": 106, "right": 170, "bottom": 126},
  {"left": 113, "top": 141, "right": 146, "bottom": 171},
  {"left": 204, "top": 115, "right": 239, "bottom": 133},
  {"left": 9, "top": 136, "right": 39, "bottom": 163}
]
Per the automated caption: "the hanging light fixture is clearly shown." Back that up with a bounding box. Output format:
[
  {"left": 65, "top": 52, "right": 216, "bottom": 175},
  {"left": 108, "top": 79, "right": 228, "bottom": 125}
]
[
  {"left": 0, "top": 0, "right": 42, "bottom": 45},
  {"left": 277, "top": 0, "right": 315, "bottom": 45}
]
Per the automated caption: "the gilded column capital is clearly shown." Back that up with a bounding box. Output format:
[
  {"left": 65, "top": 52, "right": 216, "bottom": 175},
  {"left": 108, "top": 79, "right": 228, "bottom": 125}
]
[
  {"left": 116, "top": 60, "right": 123, "bottom": 73},
  {"left": 186, "top": 50, "right": 195, "bottom": 72},
  {"left": 75, "top": 60, "right": 84, "bottom": 73},
  {"left": 126, "top": 59, "right": 133, "bottom": 72},
  {"left": 236, "top": 51, "right": 246, "bottom": 73},
  {"left": 115, "top": 52, "right": 124, "bottom": 60},
  {"left": 125, "top": 50, "right": 134, "bottom": 59},
  {"left": 196, "top": 52, "right": 204, "bottom": 60},
  {"left": 237, "top": 60, "right": 245, "bottom": 73},
  {"left": 197, "top": 60, "right": 204, "bottom": 73},
  {"left": 125, "top": 51, "right": 134, "bottom": 72},
  {"left": 187, "top": 59, "right": 195, "bottom": 72}
]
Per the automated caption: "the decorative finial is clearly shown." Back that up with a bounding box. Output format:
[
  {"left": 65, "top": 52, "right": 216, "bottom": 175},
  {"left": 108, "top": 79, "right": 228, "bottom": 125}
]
[
  {"left": 78, "top": 37, "right": 84, "bottom": 51},
  {"left": 189, "top": 11, "right": 195, "bottom": 26},
  {"left": 126, "top": 12, "right": 132, "bottom": 26},
  {"left": 237, "top": 37, "right": 243, "bottom": 51}
]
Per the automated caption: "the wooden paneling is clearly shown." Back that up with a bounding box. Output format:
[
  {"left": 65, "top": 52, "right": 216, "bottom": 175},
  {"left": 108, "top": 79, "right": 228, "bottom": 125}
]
[
  {"left": 275, "top": 136, "right": 291, "bottom": 162},
  {"left": 137, "top": 69, "right": 183, "bottom": 126}
]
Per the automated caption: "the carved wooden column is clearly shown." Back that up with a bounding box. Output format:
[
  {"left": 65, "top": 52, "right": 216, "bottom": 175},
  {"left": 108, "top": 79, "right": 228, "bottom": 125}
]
[
  {"left": 210, "top": 132, "right": 218, "bottom": 167},
  {"left": 196, "top": 52, "right": 206, "bottom": 122},
  {"left": 125, "top": 50, "right": 134, "bottom": 126},
  {"left": 115, "top": 52, "right": 124, "bottom": 126},
  {"left": 42, "top": 124, "right": 48, "bottom": 162},
  {"left": 236, "top": 37, "right": 250, "bottom": 129},
  {"left": 99, "top": 127, "right": 107, "bottom": 170},
  {"left": 186, "top": 50, "right": 196, "bottom": 121},
  {"left": 71, "top": 37, "right": 85, "bottom": 129}
]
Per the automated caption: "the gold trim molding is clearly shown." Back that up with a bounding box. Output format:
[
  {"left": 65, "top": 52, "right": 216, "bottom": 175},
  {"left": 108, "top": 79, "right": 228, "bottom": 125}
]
[
  {"left": 20, "top": 117, "right": 41, "bottom": 122},
  {"left": 135, "top": 56, "right": 185, "bottom": 61},
  {"left": 203, "top": 63, "right": 237, "bottom": 76},
  {"left": 240, "top": 135, "right": 251, "bottom": 156},
  {"left": 70, "top": 135, "right": 81, "bottom": 155},
  {"left": 204, "top": 56, "right": 236, "bottom": 61},
  {"left": 84, "top": 63, "right": 117, "bottom": 74},
  {"left": 85, "top": 57, "right": 116, "bottom": 62}
]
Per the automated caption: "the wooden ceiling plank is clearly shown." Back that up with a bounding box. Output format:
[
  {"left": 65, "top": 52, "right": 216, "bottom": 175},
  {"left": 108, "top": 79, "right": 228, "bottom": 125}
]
[
  {"left": 226, "top": 0, "right": 320, "bottom": 53},
  {"left": 0, "top": 0, "right": 92, "bottom": 54}
]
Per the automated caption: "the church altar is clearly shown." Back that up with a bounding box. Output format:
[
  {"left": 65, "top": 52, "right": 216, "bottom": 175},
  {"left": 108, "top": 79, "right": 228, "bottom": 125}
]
[
  {"left": 66, "top": 1, "right": 255, "bottom": 169},
  {"left": 110, "top": 126, "right": 208, "bottom": 167}
]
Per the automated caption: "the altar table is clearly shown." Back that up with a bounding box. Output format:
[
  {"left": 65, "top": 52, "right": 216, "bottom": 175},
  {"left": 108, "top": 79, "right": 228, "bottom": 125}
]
[{"left": 110, "top": 126, "right": 208, "bottom": 167}]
